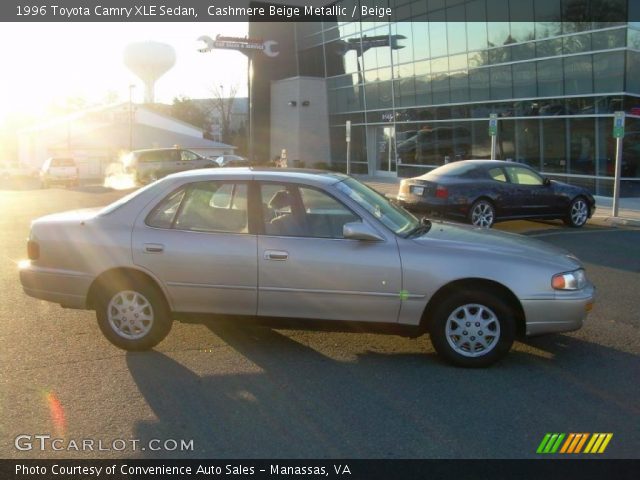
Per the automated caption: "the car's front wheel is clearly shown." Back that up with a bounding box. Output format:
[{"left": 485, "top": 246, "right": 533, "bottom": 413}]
[
  {"left": 429, "top": 289, "right": 515, "bottom": 367},
  {"left": 469, "top": 199, "right": 496, "bottom": 228},
  {"left": 564, "top": 196, "right": 589, "bottom": 228},
  {"left": 96, "top": 280, "right": 172, "bottom": 351}
]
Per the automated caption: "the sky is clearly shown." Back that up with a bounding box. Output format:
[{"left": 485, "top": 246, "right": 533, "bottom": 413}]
[{"left": 0, "top": 22, "right": 249, "bottom": 124}]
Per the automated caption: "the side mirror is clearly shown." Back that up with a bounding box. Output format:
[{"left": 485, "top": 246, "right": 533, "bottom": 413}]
[
  {"left": 543, "top": 177, "right": 551, "bottom": 186},
  {"left": 343, "top": 222, "right": 384, "bottom": 242}
]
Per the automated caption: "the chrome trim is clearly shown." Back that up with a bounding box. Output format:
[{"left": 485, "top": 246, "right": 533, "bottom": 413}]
[
  {"left": 260, "top": 286, "right": 424, "bottom": 299},
  {"left": 166, "top": 282, "right": 257, "bottom": 291}
]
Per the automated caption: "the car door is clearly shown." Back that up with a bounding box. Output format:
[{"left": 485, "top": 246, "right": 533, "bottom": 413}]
[
  {"left": 132, "top": 180, "right": 257, "bottom": 315},
  {"left": 504, "top": 165, "right": 556, "bottom": 216},
  {"left": 256, "top": 182, "right": 403, "bottom": 323},
  {"left": 179, "top": 149, "right": 209, "bottom": 171}
]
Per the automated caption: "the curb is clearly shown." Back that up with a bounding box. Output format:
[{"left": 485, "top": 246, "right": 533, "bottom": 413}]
[{"left": 594, "top": 216, "right": 640, "bottom": 228}]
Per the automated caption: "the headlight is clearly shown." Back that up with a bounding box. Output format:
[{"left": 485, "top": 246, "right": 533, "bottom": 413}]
[{"left": 552, "top": 269, "right": 587, "bottom": 290}]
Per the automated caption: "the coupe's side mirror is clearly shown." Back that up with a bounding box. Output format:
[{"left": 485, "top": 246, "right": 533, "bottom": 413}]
[
  {"left": 543, "top": 177, "right": 551, "bottom": 186},
  {"left": 343, "top": 222, "right": 384, "bottom": 241}
]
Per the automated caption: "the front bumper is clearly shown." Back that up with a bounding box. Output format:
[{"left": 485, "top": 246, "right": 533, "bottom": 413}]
[
  {"left": 20, "top": 263, "right": 91, "bottom": 309},
  {"left": 522, "top": 283, "right": 595, "bottom": 336}
]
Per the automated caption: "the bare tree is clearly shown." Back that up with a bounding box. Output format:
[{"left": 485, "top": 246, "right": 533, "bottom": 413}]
[{"left": 210, "top": 84, "right": 238, "bottom": 145}]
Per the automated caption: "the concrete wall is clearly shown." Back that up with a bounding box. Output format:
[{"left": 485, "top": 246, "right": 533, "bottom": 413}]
[{"left": 270, "top": 77, "right": 330, "bottom": 167}]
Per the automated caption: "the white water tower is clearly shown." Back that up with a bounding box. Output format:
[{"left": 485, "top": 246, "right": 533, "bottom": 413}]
[{"left": 124, "top": 42, "right": 176, "bottom": 103}]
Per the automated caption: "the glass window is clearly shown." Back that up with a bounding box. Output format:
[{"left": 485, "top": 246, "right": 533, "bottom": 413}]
[
  {"left": 516, "top": 119, "right": 541, "bottom": 169},
  {"left": 488, "top": 167, "right": 507, "bottom": 182},
  {"left": 512, "top": 62, "right": 537, "bottom": 98},
  {"left": 466, "top": 0, "right": 488, "bottom": 51},
  {"left": 146, "top": 188, "right": 186, "bottom": 229},
  {"left": 564, "top": 55, "right": 593, "bottom": 95},
  {"left": 412, "top": 22, "right": 430, "bottom": 60},
  {"left": 431, "top": 73, "right": 450, "bottom": 104},
  {"left": 536, "top": 37, "right": 563, "bottom": 57},
  {"left": 490, "top": 65, "right": 512, "bottom": 100},
  {"left": 469, "top": 68, "right": 490, "bottom": 101},
  {"left": 542, "top": 119, "right": 568, "bottom": 173},
  {"left": 447, "top": 18, "right": 467, "bottom": 55},
  {"left": 180, "top": 150, "right": 200, "bottom": 161},
  {"left": 628, "top": 52, "right": 640, "bottom": 95},
  {"left": 534, "top": 0, "right": 562, "bottom": 39},
  {"left": 299, "top": 187, "right": 360, "bottom": 238},
  {"left": 505, "top": 166, "right": 543, "bottom": 185},
  {"left": 537, "top": 58, "right": 563, "bottom": 97},
  {"left": 592, "top": 28, "right": 626, "bottom": 51},
  {"left": 593, "top": 52, "right": 625, "bottom": 92},
  {"left": 174, "top": 182, "right": 248, "bottom": 233},
  {"left": 511, "top": 43, "right": 536, "bottom": 62},
  {"left": 450, "top": 71, "right": 469, "bottom": 103},
  {"left": 335, "top": 177, "right": 418, "bottom": 236},
  {"left": 509, "top": 0, "right": 534, "bottom": 41},
  {"left": 429, "top": 20, "right": 447, "bottom": 58},
  {"left": 569, "top": 118, "right": 596, "bottom": 174},
  {"left": 563, "top": 32, "right": 592, "bottom": 54}
]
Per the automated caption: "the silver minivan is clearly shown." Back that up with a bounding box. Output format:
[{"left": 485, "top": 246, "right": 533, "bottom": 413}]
[{"left": 124, "top": 148, "right": 214, "bottom": 183}]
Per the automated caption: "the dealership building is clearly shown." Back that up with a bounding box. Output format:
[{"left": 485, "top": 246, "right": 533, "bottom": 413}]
[{"left": 250, "top": 0, "right": 640, "bottom": 196}]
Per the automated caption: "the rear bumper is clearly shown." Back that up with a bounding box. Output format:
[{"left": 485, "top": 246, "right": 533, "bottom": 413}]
[
  {"left": 20, "top": 264, "right": 91, "bottom": 309},
  {"left": 522, "top": 284, "right": 595, "bottom": 336},
  {"left": 397, "top": 194, "right": 449, "bottom": 214}
]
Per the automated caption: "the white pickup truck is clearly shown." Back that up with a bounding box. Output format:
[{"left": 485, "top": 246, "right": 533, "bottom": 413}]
[{"left": 40, "top": 157, "right": 79, "bottom": 188}]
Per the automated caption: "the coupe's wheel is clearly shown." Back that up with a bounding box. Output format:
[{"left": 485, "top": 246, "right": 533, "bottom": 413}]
[
  {"left": 429, "top": 290, "right": 515, "bottom": 367},
  {"left": 469, "top": 199, "right": 496, "bottom": 228},
  {"left": 96, "top": 280, "right": 172, "bottom": 351},
  {"left": 564, "top": 197, "right": 589, "bottom": 228}
]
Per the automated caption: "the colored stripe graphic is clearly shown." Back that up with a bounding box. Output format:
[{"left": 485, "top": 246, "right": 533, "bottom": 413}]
[{"left": 538, "top": 433, "right": 613, "bottom": 454}]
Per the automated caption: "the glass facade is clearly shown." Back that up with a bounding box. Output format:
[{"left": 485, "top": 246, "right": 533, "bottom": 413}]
[{"left": 294, "top": 0, "right": 640, "bottom": 196}]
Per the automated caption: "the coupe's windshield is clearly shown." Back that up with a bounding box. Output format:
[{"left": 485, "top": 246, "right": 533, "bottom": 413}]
[{"left": 335, "top": 177, "right": 420, "bottom": 236}]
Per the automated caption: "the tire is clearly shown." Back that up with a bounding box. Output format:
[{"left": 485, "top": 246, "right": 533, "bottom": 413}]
[
  {"left": 563, "top": 196, "right": 589, "bottom": 228},
  {"left": 468, "top": 199, "right": 496, "bottom": 228},
  {"left": 429, "top": 289, "right": 515, "bottom": 367},
  {"left": 95, "top": 279, "right": 172, "bottom": 351}
]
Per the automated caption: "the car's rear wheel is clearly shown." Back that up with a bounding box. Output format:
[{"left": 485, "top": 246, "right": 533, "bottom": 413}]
[
  {"left": 564, "top": 196, "right": 589, "bottom": 228},
  {"left": 469, "top": 199, "right": 495, "bottom": 228},
  {"left": 96, "top": 280, "right": 172, "bottom": 351},
  {"left": 429, "top": 290, "right": 515, "bottom": 367}
]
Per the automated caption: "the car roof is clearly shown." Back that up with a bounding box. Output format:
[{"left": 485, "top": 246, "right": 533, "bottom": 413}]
[{"left": 166, "top": 167, "right": 349, "bottom": 185}]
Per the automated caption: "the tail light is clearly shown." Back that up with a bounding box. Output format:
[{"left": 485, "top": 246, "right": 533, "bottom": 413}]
[
  {"left": 435, "top": 185, "right": 449, "bottom": 199},
  {"left": 399, "top": 181, "right": 409, "bottom": 195},
  {"left": 27, "top": 240, "right": 40, "bottom": 260}
]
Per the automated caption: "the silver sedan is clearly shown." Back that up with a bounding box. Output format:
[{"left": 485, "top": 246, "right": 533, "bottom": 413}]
[{"left": 19, "top": 169, "right": 595, "bottom": 367}]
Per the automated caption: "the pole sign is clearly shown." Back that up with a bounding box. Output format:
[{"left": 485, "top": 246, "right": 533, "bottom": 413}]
[
  {"left": 613, "top": 111, "right": 625, "bottom": 138},
  {"left": 346, "top": 120, "right": 351, "bottom": 142},
  {"left": 488, "top": 114, "right": 498, "bottom": 136},
  {"left": 198, "top": 35, "right": 279, "bottom": 58}
]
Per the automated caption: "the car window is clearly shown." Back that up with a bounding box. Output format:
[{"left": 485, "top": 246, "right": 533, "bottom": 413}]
[
  {"left": 51, "top": 158, "right": 75, "bottom": 167},
  {"left": 488, "top": 167, "right": 507, "bottom": 182},
  {"left": 506, "top": 166, "right": 543, "bottom": 186},
  {"left": 335, "top": 177, "right": 418, "bottom": 236},
  {"left": 299, "top": 187, "right": 360, "bottom": 238},
  {"left": 146, "top": 188, "right": 186, "bottom": 228},
  {"left": 173, "top": 182, "right": 248, "bottom": 233},
  {"left": 181, "top": 150, "right": 200, "bottom": 162},
  {"left": 260, "top": 183, "right": 359, "bottom": 239}
]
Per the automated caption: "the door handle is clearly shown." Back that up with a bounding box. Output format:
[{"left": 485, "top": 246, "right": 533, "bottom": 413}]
[
  {"left": 264, "top": 250, "right": 288, "bottom": 261},
  {"left": 144, "top": 243, "right": 164, "bottom": 253}
]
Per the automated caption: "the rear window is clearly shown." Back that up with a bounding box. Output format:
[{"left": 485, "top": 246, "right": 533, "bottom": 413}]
[
  {"left": 424, "top": 162, "right": 479, "bottom": 177},
  {"left": 51, "top": 158, "right": 75, "bottom": 167}
]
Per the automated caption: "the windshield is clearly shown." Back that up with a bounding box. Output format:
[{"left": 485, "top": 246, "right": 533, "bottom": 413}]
[{"left": 335, "top": 177, "right": 419, "bottom": 236}]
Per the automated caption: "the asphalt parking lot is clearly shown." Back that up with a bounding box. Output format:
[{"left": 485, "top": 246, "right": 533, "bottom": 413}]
[{"left": 0, "top": 181, "right": 638, "bottom": 459}]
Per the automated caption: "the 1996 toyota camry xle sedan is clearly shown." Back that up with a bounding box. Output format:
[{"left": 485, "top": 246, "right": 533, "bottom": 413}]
[{"left": 20, "top": 169, "right": 595, "bottom": 367}]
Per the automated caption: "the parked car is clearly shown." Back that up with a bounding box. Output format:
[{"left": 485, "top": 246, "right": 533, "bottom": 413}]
[
  {"left": 40, "top": 157, "right": 79, "bottom": 188},
  {"left": 1, "top": 162, "right": 33, "bottom": 180},
  {"left": 213, "top": 154, "right": 249, "bottom": 168},
  {"left": 123, "top": 148, "right": 214, "bottom": 184},
  {"left": 397, "top": 160, "right": 596, "bottom": 228},
  {"left": 20, "top": 168, "right": 594, "bottom": 367}
]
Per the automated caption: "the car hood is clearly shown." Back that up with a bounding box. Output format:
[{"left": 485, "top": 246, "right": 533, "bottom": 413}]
[
  {"left": 34, "top": 207, "right": 102, "bottom": 225},
  {"left": 413, "top": 221, "right": 582, "bottom": 270}
]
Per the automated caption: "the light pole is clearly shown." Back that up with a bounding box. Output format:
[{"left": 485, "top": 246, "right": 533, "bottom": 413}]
[{"left": 219, "top": 84, "right": 224, "bottom": 143}]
